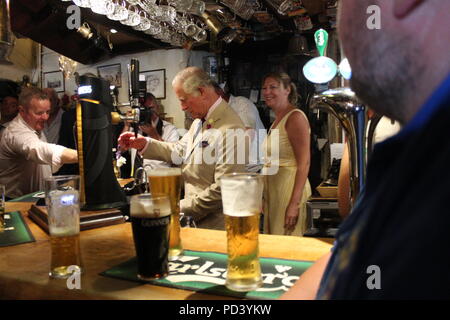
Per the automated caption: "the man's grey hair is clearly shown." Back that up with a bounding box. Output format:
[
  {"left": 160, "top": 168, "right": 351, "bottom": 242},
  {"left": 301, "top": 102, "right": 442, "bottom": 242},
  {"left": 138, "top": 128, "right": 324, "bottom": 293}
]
[
  {"left": 18, "top": 87, "right": 49, "bottom": 110},
  {"left": 172, "top": 67, "right": 215, "bottom": 96}
]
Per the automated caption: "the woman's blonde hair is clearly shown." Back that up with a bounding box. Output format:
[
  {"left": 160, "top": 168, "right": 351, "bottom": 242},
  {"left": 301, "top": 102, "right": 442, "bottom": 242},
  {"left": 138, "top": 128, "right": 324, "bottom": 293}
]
[{"left": 262, "top": 72, "right": 299, "bottom": 105}]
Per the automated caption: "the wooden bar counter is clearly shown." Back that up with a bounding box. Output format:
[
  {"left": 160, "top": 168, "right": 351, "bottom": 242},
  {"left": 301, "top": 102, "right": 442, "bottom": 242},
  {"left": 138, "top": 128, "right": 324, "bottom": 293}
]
[{"left": 0, "top": 201, "right": 333, "bottom": 300}]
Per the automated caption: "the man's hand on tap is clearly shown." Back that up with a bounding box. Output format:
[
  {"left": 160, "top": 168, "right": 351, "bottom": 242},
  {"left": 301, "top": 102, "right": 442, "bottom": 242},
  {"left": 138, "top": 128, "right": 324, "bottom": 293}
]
[{"left": 118, "top": 132, "right": 148, "bottom": 152}]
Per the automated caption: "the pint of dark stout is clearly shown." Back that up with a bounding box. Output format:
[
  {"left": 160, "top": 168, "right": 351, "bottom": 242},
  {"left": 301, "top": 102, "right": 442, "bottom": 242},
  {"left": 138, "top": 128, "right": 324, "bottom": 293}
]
[
  {"left": 145, "top": 167, "right": 183, "bottom": 260},
  {"left": 130, "top": 193, "right": 171, "bottom": 280}
]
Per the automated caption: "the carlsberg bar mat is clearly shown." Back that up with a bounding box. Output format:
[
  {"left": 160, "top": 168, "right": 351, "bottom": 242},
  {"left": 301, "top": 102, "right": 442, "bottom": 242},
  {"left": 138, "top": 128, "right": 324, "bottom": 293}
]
[{"left": 101, "top": 250, "right": 313, "bottom": 300}]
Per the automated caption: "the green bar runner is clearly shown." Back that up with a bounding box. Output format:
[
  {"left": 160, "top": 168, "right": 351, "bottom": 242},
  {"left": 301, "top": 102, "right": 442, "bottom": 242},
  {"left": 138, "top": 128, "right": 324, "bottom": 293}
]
[
  {"left": 0, "top": 211, "right": 36, "bottom": 247},
  {"left": 100, "top": 250, "right": 313, "bottom": 300},
  {"left": 7, "top": 191, "right": 44, "bottom": 203}
]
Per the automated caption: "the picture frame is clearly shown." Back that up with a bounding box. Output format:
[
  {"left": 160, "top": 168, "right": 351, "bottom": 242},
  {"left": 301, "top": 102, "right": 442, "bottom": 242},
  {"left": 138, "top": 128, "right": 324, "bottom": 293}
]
[
  {"left": 43, "top": 71, "right": 65, "bottom": 93},
  {"left": 97, "top": 63, "right": 122, "bottom": 88},
  {"left": 140, "top": 69, "right": 166, "bottom": 99}
]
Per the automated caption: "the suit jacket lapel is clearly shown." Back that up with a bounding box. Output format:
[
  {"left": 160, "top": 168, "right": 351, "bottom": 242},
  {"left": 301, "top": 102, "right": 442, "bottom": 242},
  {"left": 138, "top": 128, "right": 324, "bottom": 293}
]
[
  {"left": 184, "top": 101, "right": 228, "bottom": 162},
  {"left": 185, "top": 118, "right": 203, "bottom": 162}
]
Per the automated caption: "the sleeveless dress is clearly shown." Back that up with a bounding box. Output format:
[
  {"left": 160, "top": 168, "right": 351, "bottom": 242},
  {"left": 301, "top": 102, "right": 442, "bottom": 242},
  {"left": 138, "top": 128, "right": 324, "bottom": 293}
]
[{"left": 262, "top": 109, "right": 312, "bottom": 236}]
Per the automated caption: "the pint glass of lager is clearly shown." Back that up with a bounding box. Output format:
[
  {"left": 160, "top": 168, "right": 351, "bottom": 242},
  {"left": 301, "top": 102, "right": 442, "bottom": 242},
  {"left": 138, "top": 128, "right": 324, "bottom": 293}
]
[
  {"left": 45, "top": 175, "right": 82, "bottom": 279},
  {"left": 145, "top": 167, "right": 183, "bottom": 260},
  {"left": 220, "top": 173, "right": 264, "bottom": 292},
  {"left": 130, "top": 193, "right": 171, "bottom": 280}
]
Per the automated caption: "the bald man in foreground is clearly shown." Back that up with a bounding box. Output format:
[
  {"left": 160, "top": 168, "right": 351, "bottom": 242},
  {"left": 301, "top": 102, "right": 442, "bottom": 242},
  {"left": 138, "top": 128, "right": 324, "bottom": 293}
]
[{"left": 283, "top": 0, "right": 450, "bottom": 299}]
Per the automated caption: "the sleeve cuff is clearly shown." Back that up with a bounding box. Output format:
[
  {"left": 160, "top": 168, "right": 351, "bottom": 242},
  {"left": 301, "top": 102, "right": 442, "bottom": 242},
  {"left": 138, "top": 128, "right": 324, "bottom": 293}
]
[
  {"left": 138, "top": 137, "right": 151, "bottom": 156},
  {"left": 51, "top": 145, "right": 67, "bottom": 173},
  {"left": 51, "top": 145, "right": 66, "bottom": 167}
]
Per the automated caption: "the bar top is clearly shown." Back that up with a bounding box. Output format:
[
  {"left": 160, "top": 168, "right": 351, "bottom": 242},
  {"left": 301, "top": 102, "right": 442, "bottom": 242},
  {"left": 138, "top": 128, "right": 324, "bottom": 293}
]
[{"left": 0, "top": 201, "right": 333, "bottom": 300}]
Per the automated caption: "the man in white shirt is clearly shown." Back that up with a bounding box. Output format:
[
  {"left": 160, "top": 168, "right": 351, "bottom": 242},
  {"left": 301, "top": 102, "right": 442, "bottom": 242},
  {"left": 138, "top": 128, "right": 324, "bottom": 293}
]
[
  {"left": 0, "top": 87, "right": 78, "bottom": 199},
  {"left": 213, "top": 83, "right": 266, "bottom": 172},
  {"left": 42, "top": 88, "right": 64, "bottom": 144}
]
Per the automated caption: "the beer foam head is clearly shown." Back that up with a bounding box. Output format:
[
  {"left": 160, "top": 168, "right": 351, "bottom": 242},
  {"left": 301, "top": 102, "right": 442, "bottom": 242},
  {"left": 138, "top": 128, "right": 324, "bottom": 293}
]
[
  {"left": 145, "top": 167, "right": 181, "bottom": 177},
  {"left": 220, "top": 173, "right": 263, "bottom": 216},
  {"left": 130, "top": 193, "right": 171, "bottom": 218},
  {"left": 50, "top": 226, "right": 79, "bottom": 237}
]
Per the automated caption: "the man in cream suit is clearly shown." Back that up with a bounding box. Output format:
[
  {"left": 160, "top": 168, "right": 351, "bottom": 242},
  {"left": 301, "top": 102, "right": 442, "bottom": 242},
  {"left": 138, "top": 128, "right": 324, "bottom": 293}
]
[{"left": 118, "top": 67, "right": 247, "bottom": 229}]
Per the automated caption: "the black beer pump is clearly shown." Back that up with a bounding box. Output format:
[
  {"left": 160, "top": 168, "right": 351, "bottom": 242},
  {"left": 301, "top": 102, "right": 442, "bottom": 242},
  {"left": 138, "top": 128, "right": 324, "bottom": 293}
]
[
  {"left": 75, "top": 59, "right": 152, "bottom": 209},
  {"left": 75, "top": 75, "right": 128, "bottom": 211}
]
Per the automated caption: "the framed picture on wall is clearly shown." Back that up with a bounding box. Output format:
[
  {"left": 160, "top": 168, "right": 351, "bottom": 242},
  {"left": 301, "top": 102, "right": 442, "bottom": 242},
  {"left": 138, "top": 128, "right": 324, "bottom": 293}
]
[
  {"left": 43, "top": 71, "right": 65, "bottom": 93},
  {"left": 140, "top": 69, "right": 166, "bottom": 99},
  {"left": 97, "top": 63, "right": 122, "bottom": 88}
]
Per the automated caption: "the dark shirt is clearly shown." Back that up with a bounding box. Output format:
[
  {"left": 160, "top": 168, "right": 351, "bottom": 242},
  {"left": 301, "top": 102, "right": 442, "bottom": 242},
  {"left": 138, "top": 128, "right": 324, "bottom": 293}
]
[{"left": 317, "top": 73, "right": 450, "bottom": 299}]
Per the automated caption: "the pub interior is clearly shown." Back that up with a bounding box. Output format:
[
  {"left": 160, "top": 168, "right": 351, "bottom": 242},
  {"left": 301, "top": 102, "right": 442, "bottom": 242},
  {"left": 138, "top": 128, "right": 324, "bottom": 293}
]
[{"left": 1, "top": 0, "right": 448, "bottom": 301}]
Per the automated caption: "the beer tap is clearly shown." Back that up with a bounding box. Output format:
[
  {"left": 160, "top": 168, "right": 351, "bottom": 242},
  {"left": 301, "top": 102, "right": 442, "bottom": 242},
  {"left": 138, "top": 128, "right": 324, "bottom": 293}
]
[
  {"left": 110, "top": 59, "right": 151, "bottom": 129},
  {"left": 109, "top": 58, "right": 153, "bottom": 188},
  {"left": 303, "top": 29, "right": 370, "bottom": 210},
  {"left": 128, "top": 58, "right": 141, "bottom": 137},
  {"left": 310, "top": 88, "right": 368, "bottom": 209}
]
